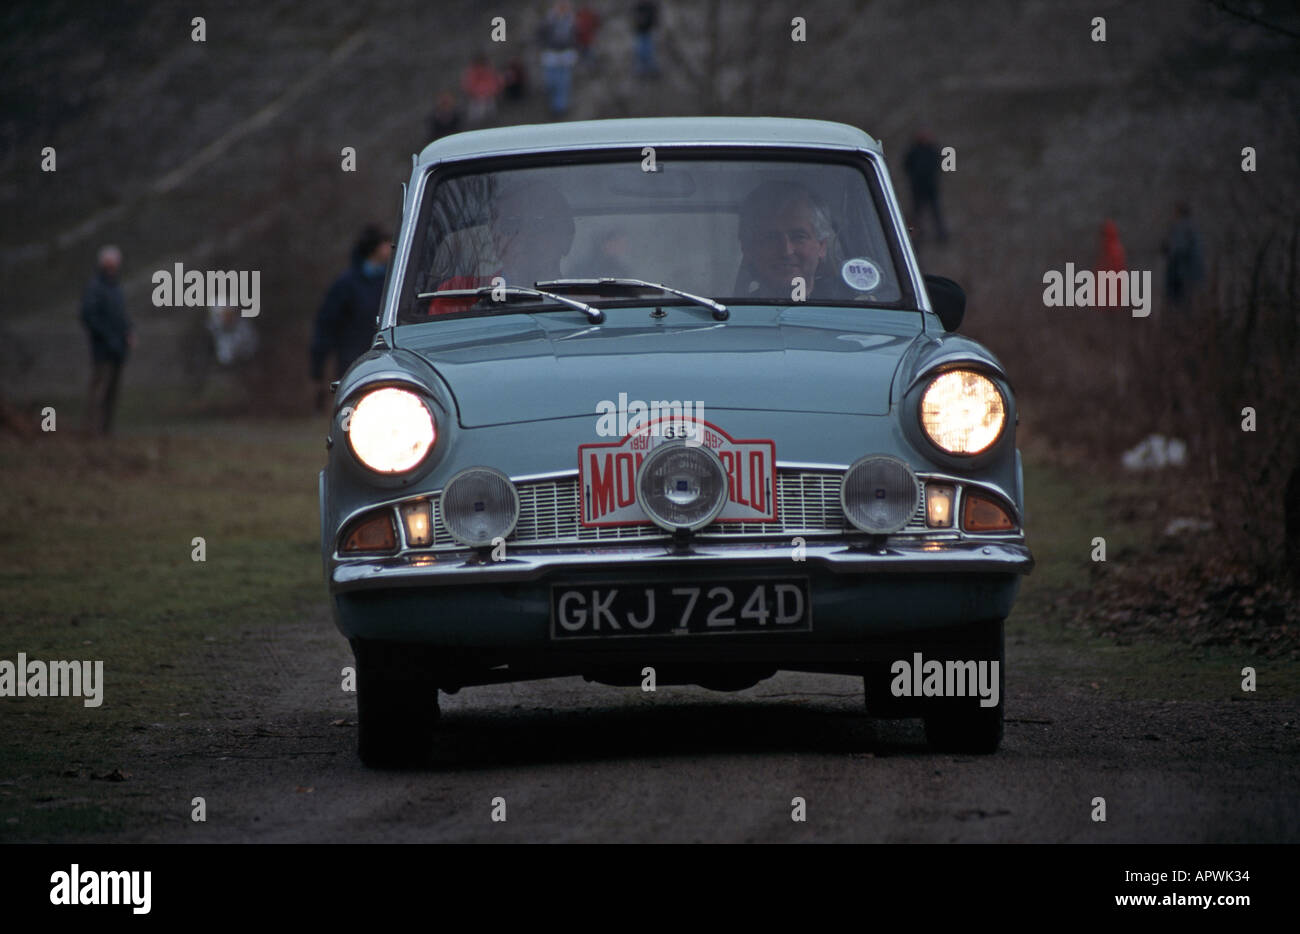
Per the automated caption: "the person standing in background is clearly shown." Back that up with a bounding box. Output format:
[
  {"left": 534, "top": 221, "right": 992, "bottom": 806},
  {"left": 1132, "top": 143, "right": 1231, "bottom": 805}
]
[
  {"left": 309, "top": 226, "right": 391, "bottom": 410},
  {"left": 631, "top": 1, "right": 660, "bottom": 77},
  {"left": 428, "top": 90, "right": 463, "bottom": 140},
  {"left": 1163, "top": 202, "right": 1206, "bottom": 312},
  {"left": 1096, "top": 219, "right": 1127, "bottom": 273},
  {"left": 461, "top": 54, "right": 503, "bottom": 126},
  {"left": 575, "top": 5, "right": 601, "bottom": 69},
  {"left": 502, "top": 56, "right": 529, "bottom": 101},
  {"left": 903, "top": 130, "right": 948, "bottom": 245},
  {"left": 80, "top": 244, "right": 133, "bottom": 435},
  {"left": 538, "top": 1, "right": 579, "bottom": 118},
  {"left": 1095, "top": 218, "right": 1128, "bottom": 309}
]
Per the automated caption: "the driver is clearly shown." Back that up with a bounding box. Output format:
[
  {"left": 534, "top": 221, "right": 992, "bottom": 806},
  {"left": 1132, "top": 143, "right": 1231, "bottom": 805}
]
[
  {"left": 737, "top": 182, "right": 844, "bottom": 300},
  {"left": 428, "top": 179, "right": 575, "bottom": 315}
]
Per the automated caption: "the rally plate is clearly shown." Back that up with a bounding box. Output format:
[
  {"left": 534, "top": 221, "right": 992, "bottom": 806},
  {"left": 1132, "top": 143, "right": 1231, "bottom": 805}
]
[{"left": 579, "top": 418, "right": 777, "bottom": 527}]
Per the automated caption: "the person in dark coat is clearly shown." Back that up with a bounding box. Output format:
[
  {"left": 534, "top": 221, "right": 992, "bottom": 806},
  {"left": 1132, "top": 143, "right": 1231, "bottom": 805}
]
[
  {"left": 902, "top": 130, "right": 948, "bottom": 245},
  {"left": 1163, "top": 202, "right": 1206, "bottom": 310},
  {"left": 501, "top": 57, "right": 528, "bottom": 101},
  {"left": 80, "top": 245, "right": 132, "bottom": 435},
  {"left": 309, "top": 225, "right": 391, "bottom": 408},
  {"left": 428, "top": 90, "right": 462, "bottom": 141}
]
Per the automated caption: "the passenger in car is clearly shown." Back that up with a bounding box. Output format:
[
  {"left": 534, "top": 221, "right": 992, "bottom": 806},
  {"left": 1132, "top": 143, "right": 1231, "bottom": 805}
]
[{"left": 428, "top": 179, "right": 575, "bottom": 315}]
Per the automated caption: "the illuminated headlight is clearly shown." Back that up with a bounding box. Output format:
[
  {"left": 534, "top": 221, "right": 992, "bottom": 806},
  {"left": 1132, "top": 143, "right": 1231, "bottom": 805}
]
[
  {"left": 920, "top": 370, "right": 1006, "bottom": 455},
  {"left": 636, "top": 441, "right": 728, "bottom": 532},
  {"left": 346, "top": 387, "right": 436, "bottom": 474},
  {"left": 440, "top": 467, "right": 519, "bottom": 548},
  {"left": 841, "top": 455, "right": 920, "bottom": 534}
]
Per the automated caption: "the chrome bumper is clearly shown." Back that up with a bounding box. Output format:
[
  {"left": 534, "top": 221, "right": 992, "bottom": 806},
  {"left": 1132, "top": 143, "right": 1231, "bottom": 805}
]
[{"left": 330, "top": 539, "right": 1033, "bottom": 592}]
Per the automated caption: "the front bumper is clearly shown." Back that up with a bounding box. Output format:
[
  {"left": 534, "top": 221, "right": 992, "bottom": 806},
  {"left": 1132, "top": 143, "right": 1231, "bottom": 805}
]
[
  {"left": 332, "top": 539, "right": 1032, "bottom": 589},
  {"left": 330, "top": 539, "right": 1031, "bottom": 665}
]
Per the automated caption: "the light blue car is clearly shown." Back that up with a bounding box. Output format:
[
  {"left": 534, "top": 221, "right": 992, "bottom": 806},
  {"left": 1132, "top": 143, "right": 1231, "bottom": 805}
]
[{"left": 320, "top": 117, "right": 1033, "bottom": 766}]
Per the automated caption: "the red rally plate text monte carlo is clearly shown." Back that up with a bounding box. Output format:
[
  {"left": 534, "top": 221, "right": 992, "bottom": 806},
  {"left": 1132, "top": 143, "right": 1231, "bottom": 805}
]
[{"left": 580, "top": 417, "right": 777, "bottom": 527}]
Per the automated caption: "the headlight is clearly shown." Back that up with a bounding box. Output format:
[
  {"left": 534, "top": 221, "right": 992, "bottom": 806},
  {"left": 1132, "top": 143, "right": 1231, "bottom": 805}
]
[
  {"left": 440, "top": 467, "right": 519, "bottom": 547},
  {"left": 919, "top": 370, "right": 1006, "bottom": 455},
  {"left": 636, "top": 441, "right": 729, "bottom": 532},
  {"left": 346, "top": 387, "right": 436, "bottom": 474},
  {"left": 840, "top": 454, "right": 920, "bottom": 534}
]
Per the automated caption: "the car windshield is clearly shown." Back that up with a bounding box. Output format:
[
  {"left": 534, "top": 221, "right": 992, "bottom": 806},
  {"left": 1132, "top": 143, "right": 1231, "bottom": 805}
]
[{"left": 395, "top": 153, "right": 908, "bottom": 324}]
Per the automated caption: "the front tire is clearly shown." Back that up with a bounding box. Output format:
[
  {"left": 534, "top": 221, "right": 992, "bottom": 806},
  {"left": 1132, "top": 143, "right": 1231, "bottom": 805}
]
[{"left": 354, "top": 640, "right": 440, "bottom": 768}]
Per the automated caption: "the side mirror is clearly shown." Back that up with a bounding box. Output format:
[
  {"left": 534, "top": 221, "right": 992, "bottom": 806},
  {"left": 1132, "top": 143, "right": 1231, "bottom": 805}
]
[{"left": 924, "top": 274, "right": 965, "bottom": 332}]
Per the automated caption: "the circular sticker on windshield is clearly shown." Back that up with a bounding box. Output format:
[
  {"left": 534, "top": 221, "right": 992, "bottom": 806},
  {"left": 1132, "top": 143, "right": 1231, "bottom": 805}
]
[{"left": 841, "top": 258, "right": 881, "bottom": 292}]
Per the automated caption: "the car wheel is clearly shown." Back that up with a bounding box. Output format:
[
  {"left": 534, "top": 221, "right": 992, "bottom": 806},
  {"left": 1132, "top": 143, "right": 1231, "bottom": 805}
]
[
  {"left": 923, "top": 619, "right": 1005, "bottom": 754},
  {"left": 354, "top": 640, "right": 440, "bottom": 768}
]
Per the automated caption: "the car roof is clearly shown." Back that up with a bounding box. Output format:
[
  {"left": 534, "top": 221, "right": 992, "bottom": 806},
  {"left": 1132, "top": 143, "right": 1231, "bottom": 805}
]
[{"left": 415, "top": 117, "right": 882, "bottom": 166}]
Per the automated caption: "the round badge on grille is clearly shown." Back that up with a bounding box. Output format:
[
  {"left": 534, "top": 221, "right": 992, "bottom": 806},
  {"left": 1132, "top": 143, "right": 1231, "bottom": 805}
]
[
  {"left": 840, "top": 454, "right": 920, "bottom": 534},
  {"left": 635, "top": 441, "right": 729, "bottom": 532},
  {"left": 440, "top": 466, "right": 520, "bottom": 548}
]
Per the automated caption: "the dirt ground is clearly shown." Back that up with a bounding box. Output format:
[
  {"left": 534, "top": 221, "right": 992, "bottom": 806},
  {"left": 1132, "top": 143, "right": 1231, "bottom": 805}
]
[{"left": 28, "top": 611, "right": 1296, "bottom": 844}]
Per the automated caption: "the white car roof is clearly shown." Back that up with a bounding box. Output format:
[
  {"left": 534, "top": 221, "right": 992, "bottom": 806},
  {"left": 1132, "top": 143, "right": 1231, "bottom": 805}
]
[{"left": 415, "top": 117, "right": 883, "bottom": 166}]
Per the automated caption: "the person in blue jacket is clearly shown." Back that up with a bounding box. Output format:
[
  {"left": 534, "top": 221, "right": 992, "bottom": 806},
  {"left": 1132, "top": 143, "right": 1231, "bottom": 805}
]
[{"left": 309, "top": 225, "right": 391, "bottom": 409}]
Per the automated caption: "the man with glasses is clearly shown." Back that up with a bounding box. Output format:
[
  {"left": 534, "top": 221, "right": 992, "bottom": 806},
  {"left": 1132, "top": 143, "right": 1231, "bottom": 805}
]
[{"left": 736, "top": 181, "right": 849, "bottom": 301}]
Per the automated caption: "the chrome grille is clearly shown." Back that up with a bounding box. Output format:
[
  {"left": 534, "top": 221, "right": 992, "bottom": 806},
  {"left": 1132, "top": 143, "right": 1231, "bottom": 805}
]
[{"left": 423, "top": 470, "right": 927, "bottom": 550}]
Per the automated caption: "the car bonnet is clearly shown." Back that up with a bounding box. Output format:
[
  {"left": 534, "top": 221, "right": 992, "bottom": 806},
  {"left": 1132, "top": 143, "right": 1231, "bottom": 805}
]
[{"left": 393, "top": 304, "right": 922, "bottom": 427}]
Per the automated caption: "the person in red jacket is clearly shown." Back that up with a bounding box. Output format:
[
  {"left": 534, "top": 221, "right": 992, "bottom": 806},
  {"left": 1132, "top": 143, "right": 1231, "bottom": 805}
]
[
  {"left": 1096, "top": 218, "right": 1126, "bottom": 272},
  {"left": 461, "top": 54, "right": 503, "bottom": 125},
  {"left": 427, "top": 179, "right": 575, "bottom": 315},
  {"left": 575, "top": 6, "right": 601, "bottom": 67},
  {"left": 1095, "top": 218, "right": 1127, "bottom": 309}
]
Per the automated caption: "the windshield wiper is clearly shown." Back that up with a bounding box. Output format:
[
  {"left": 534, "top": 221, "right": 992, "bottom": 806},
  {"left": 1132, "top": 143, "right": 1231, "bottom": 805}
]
[
  {"left": 417, "top": 286, "right": 605, "bottom": 324},
  {"left": 536, "top": 277, "right": 730, "bottom": 321}
]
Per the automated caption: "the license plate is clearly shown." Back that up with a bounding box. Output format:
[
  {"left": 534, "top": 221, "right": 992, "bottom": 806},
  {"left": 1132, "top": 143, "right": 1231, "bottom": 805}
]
[{"left": 550, "top": 579, "right": 811, "bottom": 639}]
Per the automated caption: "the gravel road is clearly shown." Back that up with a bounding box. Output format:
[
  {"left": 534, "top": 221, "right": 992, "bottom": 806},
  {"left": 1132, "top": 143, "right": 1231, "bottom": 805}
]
[{"left": 93, "top": 612, "right": 1300, "bottom": 844}]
